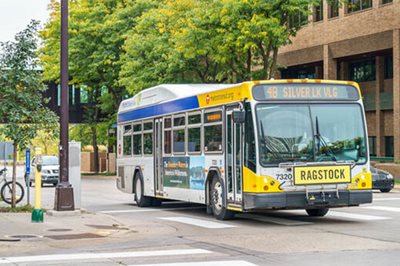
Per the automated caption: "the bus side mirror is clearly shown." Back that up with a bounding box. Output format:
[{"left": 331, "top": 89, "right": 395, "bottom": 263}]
[{"left": 232, "top": 110, "right": 245, "bottom": 124}]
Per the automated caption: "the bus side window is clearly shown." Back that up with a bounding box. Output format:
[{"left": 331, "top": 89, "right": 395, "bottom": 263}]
[
  {"left": 173, "top": 115, "right": 186, "bottom": 154},
  {"left": 244, "top": 104, "right": 256, "bottom": 172},
  {"left": 204, "top": 110, "right": 223, "bottom": 152},
  {"left": 123, "top": 124, "right": 132, "bottom": 156},
  {"left": 188, "top": 113, "right": 201, "bottom": 153}
]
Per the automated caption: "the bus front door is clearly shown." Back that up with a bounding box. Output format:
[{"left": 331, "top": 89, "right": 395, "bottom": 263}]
[
  {"left": 226, "top": 110, "right": 243, "bottom": 206},
  {"left": 154, "top": 118, "right": 163, "bottom": 195}
]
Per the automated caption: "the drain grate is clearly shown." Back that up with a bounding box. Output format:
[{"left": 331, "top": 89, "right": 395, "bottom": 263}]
[
  {"left": 7, "top": 234, "right": 42, "bottom": 240},
  {"left": 45, "top": 233, "right": 104, "bottom": 240},
  {"left": 47, "top": 228, "right": 72, "bottom": 232}
]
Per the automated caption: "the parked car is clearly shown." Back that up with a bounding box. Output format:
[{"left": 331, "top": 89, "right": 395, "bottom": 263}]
[
  {"left": 30, "top": 155, "right": 59, "bottom": 187},
  {"left": 371, "top": 166, "right": 394, "bottom": 193}
]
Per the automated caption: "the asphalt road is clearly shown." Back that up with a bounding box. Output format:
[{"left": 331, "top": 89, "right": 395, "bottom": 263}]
[{"left": 2, "top": 174, "right": 400, "bottom": 265}]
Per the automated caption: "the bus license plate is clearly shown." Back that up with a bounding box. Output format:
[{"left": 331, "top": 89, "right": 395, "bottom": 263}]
[{"left": 293, "top": 165, "right": 351, "bottom": 185}]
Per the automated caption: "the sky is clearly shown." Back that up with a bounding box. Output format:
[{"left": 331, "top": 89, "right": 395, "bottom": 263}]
[{"left": 0, "top": 0, "right": 51, "bottom": 43}]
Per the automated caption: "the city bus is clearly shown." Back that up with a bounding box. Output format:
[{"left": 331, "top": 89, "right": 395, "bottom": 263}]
[{"left": 116, "top": 80, "right": 372, "bottom": 220}]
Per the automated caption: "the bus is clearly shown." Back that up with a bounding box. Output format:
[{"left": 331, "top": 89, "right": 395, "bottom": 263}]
[{"left": 116, "top": 80, "right": 372, "bottom": 220}]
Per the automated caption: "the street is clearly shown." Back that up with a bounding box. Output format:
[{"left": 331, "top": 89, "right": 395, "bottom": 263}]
[{"left": 1, "top": 175, "right": 400, "bottom": 265}]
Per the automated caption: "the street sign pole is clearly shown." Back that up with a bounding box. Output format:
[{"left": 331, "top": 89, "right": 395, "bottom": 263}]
[
  {"left": 25, "top": 148, "right": 30, "bottom": 206},
  {"left": 54, "top": 0, "right": 74, "bottom": 211}
]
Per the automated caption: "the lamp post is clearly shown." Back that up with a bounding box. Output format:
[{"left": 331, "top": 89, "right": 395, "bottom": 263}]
[{"left": 54, "top": 0, "right": 74, "bottom": 211}]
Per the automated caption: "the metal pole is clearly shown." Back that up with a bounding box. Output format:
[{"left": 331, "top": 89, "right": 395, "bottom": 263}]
[{"left": 54, "top": 0, "right": 74, "bottom": 211}]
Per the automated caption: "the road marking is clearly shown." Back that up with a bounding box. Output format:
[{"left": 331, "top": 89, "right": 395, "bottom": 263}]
[
  {"left": 238, "top": 214, "right": 313, "bottom": 226},
  {"left": 160, "top": 217, "right": 236, "bottom": 229},
  {"left": 327, "top": 211, "right": 391, "bottom": 221},
  {"left": 100, "top": 206, "right": 204, "bottom": 214},
  {"left": 363, "top": 206, "right": 400, "bottom": 213},
  {"left": 373, "top": 198, "right": 400, "bottom": 202},
  {"left": 0, "top": 249, "right": 211, "bottom": 264},
  {"left": 130, "top": 260, "right": 257, "bottom": 266}
]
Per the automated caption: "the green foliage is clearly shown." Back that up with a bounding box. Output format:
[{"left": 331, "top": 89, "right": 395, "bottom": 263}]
[
  {"left": 0, "top": 20, "right": 58, "bottom": 150},
  {"left": 0, "top": 204, "right": 35, "bottom": 213}
]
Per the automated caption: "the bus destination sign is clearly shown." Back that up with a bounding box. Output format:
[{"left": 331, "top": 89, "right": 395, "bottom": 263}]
[{"left": 252, "top": 83, "right": 359, "bottom": 101}]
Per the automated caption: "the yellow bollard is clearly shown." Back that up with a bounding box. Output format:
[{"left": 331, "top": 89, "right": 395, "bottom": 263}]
[{"left": 31, "top": 147, "right": 44, "bottom": 222}]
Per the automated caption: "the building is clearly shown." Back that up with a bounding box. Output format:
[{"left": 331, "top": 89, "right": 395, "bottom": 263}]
[{"left": 277, "top": 0, "right": 400, "bottom": 160}]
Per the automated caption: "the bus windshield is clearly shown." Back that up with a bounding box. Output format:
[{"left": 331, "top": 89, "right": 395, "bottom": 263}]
[{"left": 256, "top": 104, "right": 367, "bottom": 165}]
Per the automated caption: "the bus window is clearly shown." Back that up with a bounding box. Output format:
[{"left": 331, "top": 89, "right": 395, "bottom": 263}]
[
  {"left": 188, "top": 112, "right": 201, "bottom": 153},
  {"left": 143, "top": 121, "right": 153, "bottom": 155},
  {"left": 123, "top": 124, "right": 132, "bottom": 156},
  {"left": 133, "top": 122, "right": 142, "bottom": 156},
  {"left": 173, "top": 114, "right": 186, "bottom": 153},
  {"left": 164, "top": 117, "right": 172, "bottom": 154},
  {"left": 204, "top": 110, "right": 223, "bottom": 152},
  {"left": 244, "top": 104, "right": 256, "bottom": 172}
]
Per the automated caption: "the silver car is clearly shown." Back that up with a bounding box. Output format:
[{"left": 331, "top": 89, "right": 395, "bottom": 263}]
[{"left": 30, "top": 155, "right": 59, "bottom": 187}]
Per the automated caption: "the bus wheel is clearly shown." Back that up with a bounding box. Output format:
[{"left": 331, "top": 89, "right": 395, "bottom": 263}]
[
  {"left": 134, "top": 174, "right": 152, "bottom": 207},
  {"left": 210, "top": 177, "right": 235, "bottom": 220},
  {"left": 306, "top": 208, "right": 329, "bottom": 217}
]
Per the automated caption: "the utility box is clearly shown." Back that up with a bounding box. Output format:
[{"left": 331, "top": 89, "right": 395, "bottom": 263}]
[{"left": 69, "top": 141, "right": 81, "bottom": 209}]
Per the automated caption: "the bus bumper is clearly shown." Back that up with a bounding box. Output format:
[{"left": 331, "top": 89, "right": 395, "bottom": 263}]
[{"left": 243, "top": 190, "right": 373, "bottom": 210}]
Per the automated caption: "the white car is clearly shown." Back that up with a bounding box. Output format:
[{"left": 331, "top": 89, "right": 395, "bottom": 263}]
[{"left": 30, "top": 155, "right": 59, "bottom": 187}]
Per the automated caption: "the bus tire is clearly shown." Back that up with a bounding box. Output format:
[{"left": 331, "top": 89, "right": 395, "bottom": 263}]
[
  {"left": 134, "top": 174, "right": 152, "bottom": 207},
  {"left": 306, "top": 208, "right": 329, "bottom": 217},
  {"left": 210, "top": 176, "right": 235, "bottom": 220},
  {"left": 151, "top": 198, "right": 162, "bottom": 206}
]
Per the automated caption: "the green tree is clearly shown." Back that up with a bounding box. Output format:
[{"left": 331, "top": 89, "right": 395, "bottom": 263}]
[{"left": 0, "top": 21, "right": 58, "bottom": 207}]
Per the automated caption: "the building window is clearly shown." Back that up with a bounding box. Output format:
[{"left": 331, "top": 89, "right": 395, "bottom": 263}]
[
  {"left": 329, "top": 0, "right": 339, "bottom": 18},
  {"left": 289, "top": 10, "right": 308, "bottom": 29},
  {"left": 381, "top": 0, "right": 393, "bottom": 4},
  {"left": 349, "top": 59, "right": 375, "bottom": 82},
  {"left": 314, "top": 0, "right": 323, "bottom": 22},
  {"left": 347, "top": 0, "right": 372, "bottom": 13},
  {"left": 281, "top": 66, "right": 317, "bottom": 79},
  {"left": 368, "top": 136, "right": 376, "bottom": 157},
  {"left": 385, "top": 136, "right": 394, "bottom": 157},
  {"left": 80, "top": 86, "right": 89, "bottom": 104},
  {"left": 384, "top": 55, "right": 393, "bottom": 79}
]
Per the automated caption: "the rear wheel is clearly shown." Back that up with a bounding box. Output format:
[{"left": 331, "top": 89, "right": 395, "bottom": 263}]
[
  {"left": 1, "top": 181, "right": 25, "bottom": 205},
  {"left": 306, "top": 208, "right": 329, "bottom": 217},
  {"left": 134, "top": 174, "right": 152, "bottom": 207},
  {"left": 210, "top": 177, "right": 235, "bottom": 220}
]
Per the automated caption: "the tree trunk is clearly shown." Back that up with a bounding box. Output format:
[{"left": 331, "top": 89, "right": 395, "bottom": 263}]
[{"left": 11, "top": 142, "right": 17, "bottom": 208}]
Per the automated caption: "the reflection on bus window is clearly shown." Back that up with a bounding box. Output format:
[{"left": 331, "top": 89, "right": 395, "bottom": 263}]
[{"left": 204, "top": 125, "right": 222, "bottom": 152}]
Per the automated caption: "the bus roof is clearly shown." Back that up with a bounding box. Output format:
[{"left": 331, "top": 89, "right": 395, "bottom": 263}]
[{"left": 118, "top": 80, "right": 361, "bottom": 123}]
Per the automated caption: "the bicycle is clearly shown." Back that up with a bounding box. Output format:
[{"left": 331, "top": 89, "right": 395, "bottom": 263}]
[{"left": 0, "top": 168, "right": 25, "bottom": 205}]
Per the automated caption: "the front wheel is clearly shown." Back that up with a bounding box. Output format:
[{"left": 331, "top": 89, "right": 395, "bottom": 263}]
[
  {"left": 210, "top": 177, "right": 235, "bottom": 220},
  {"left": 134, "top": 174, "right": 152, "bottom": 207},
  {"left": 306, "top": 208, "right": 329, "bottom": 217},
  {"left": 1, "top": 181, "right": 25, "bottom": 205},
  {"left": 380, "top": 188, "right": 392, "bottom": 193}
]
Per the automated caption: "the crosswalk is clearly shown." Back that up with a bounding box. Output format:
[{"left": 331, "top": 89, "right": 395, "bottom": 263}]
[{"left": 0, "top": 249, "right": 257, "bottom": 266}]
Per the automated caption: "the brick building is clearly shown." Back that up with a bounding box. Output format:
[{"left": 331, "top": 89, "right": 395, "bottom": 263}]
[{"left": 277, "top": 0, "right": 400, "bottom": 160}]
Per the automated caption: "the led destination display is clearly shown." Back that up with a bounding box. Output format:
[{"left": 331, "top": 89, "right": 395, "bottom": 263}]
[{"left": 252, "top": 83, "right": 359, "bottom": 101}]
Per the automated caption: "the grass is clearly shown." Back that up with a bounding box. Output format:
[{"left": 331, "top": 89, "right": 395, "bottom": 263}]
[
  {"left": 0, "top": 204, "right": 35, "bottom": 213},
  {"left": 395, "top": 179, "right": 400, "bottom": 186}
]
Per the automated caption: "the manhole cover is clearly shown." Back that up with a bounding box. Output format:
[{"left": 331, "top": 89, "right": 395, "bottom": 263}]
[
  {"left": 47, "top": 228, "right": 72, "bottom": 232},
  {"left": 45, "top": 233, "right": 104, "bottom": 240}
]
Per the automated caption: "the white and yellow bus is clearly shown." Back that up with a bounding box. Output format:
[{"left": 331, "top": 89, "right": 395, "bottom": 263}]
[{"left": 116, "top": 80, "right": 372, "bottom": 220}]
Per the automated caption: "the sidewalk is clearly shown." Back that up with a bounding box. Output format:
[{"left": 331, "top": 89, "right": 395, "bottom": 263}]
[{"left": 0, "top": 210, "right": 130, "bottom": 256}]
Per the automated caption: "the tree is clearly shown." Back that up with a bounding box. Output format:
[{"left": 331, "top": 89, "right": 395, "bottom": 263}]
[
  {"left": 0, "top": 21, "right": 58, "bottom": 207},
  {"left": 40, "top": 0, "right": 157, "bottom": 172}
]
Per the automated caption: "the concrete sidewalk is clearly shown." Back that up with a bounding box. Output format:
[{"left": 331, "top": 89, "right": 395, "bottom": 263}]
[{"left": 0, "top": 210, "right": 130, "bottom": 256}]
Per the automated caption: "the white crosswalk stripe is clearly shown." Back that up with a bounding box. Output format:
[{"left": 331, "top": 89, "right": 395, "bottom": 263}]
[
  {"left": 160, "top": 217, "right": 236, "bottom": 229},
  {"left": 372, "top": 197, "right": 400, "bottom": 202},
  {"left": 0, "top": 249, "right": 211, "bottom": 264},
  {"left": 327, "top": 211, "right": 391, "bottom": 221},
  {"left": 362, "top": 206, "right": 400, "bottom": 213},
  {"left": 130, "top": 260, "right": 257, "bottom": 266}
]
